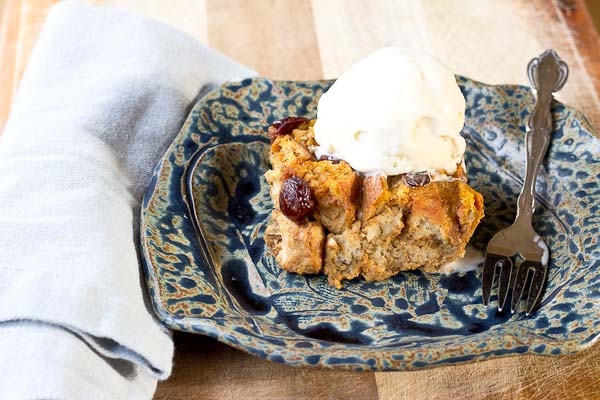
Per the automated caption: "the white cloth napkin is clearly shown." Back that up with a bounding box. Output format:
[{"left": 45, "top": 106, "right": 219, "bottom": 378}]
[{"left": 0, "top": 2, "right": 256, "bottom": 399}]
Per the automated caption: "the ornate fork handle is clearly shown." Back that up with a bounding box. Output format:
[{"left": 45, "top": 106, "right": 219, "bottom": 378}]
[{"left": 516, "top": 50, "right": 569, "bottom": 223}]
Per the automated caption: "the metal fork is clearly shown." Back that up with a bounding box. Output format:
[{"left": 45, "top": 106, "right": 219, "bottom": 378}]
[{"left": 481, "top": 50, "right": 568, "bottom": 315}]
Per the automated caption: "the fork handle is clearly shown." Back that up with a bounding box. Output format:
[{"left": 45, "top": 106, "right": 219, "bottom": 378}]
[{"left": 516, "top": 50, "right": 568, "bottom": 223}]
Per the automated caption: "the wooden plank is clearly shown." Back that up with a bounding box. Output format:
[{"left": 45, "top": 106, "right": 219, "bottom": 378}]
[
  {"left": 206, "top": 0, "right": 323, "bottom": 80},
  {"left": 557, "top": 0, "right": 600, "bottom": 99},
  {"left": 154, "top": 333, "right": 379, "bottom": 400},
  {"left": 310, "top": 0, "right": 544, "bottom": 84}
]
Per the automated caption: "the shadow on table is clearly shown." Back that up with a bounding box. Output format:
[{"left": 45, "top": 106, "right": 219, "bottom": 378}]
[{"left": 154, "top": 332, "right": 379, "bottom": 400}]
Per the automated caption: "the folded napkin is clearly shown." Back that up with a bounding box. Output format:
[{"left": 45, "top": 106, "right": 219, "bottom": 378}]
[{"left": 0, "top": 2, "right": 256, "bottom": 399}]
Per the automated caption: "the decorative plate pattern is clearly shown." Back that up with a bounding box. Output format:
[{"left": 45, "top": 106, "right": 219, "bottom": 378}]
[{"left": 140, "top": 77, "right": 600, "bottom": 370}]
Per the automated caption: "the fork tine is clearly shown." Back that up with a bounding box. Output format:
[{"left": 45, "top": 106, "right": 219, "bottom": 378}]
[
  {"left": 497, "top": 256, "right": 513, "bottom": 312},
  {"left": 526, "top": 263, "right": 548, "bottom": 316},
  {"left": 511, "top": 261, "right": 532, "bottom": 313},
  {"left": 482, "top": 254, "right": 500, "bottom": 305}
]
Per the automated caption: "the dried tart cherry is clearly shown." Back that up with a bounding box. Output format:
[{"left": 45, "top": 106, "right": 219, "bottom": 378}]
[
  {"left": 279, "top": 175, "right": 316, "bottom": 222},
  {"left": 401, "top": 172, "right": 431, "bottom": 187},
  {"left": 269, "top": 117, "right": 309, "bottom": 140}
]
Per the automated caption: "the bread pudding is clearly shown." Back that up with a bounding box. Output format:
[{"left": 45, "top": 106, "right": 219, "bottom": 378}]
[
  {"left": 265, "top": 119, "right": 484, "bottom": 288},
  {"left": 264, "top": 48, "right": 484, "bottom": 287}
]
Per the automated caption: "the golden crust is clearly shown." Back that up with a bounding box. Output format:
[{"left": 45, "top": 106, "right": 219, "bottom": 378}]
[
  {"left": 301, "top": 159, "right": 358, "bottom": 233},
  {"left": 361, "top": 174, "right": 390, "bottom": 221},
  {"left": 291, "top": 120, "right": 318, "bottom": 149},
  {"left": 265, "top": 210, "right": 324, "bottom": 274}
]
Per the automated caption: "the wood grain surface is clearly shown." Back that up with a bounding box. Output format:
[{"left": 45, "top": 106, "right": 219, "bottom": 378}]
[{"left": 1, "top": 0, "right": 599, "bottom": 399}]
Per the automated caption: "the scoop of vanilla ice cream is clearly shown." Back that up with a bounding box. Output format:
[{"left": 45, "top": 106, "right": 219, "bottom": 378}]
[{"left": 313, "top": 47, "right": 467, "bottom": 176}]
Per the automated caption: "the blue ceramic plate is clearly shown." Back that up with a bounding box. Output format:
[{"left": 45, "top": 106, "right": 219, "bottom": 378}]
[{"left": 140, "top": 77, "right": 600, "bottom": 370}]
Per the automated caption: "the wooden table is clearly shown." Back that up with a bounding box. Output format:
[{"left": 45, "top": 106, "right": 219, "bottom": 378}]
[{"left": 1, "top": 1, "right": 599, "bottom": 399}]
